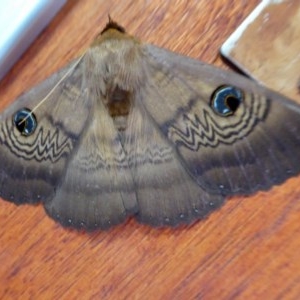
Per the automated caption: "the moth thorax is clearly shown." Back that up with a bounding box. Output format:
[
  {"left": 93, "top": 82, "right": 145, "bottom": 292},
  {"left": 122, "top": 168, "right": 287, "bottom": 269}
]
[{"left": 106, "top": 85, "right": 132, "bottom": 131}]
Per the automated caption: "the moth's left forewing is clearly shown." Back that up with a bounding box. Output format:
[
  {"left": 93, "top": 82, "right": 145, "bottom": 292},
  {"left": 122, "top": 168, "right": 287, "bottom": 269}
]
[
  {"left": 0, "top": 59, "right": 93, "bottom": 204},
  {"left": 141, "top": 44, "right": 300, "bottom": 196}
]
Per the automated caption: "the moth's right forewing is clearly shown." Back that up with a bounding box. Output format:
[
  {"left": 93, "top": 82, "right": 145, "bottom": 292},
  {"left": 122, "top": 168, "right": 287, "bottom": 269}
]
[{"left": 142, "top": 44, "right": 300, "bottom": 196}]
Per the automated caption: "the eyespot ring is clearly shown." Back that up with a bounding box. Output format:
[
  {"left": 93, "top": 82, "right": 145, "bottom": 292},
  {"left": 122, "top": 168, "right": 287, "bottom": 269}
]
[
  {"left": 211, "top": 85, "right": 243, "bottom": 116},
  {"left": 13, "top": 108, "right": 37, "bottom": 136}
]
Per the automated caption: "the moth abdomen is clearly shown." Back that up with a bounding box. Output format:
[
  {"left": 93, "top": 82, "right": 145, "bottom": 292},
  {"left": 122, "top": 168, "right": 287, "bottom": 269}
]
[
  {"left": 104, "top": 85, "right": 133, "bottom": 132},
  {"left": 106, "top": 86, "right": 132, "bottom": 117}
]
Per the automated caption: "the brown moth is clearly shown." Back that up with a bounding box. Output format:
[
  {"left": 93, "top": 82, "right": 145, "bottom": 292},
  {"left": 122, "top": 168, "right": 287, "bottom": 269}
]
[{"left": 0, "top": 20, "right": 299, "bottom": 230}]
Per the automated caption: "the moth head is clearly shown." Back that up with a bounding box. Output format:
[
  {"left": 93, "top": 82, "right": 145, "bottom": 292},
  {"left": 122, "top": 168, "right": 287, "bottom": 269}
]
[
  {"left": 13, "top": 108, "right": 37, "bottom": 136},
  {"left": 211, "top": 85, "right": 243, "bottom": 116},
  {"left": 100, "top": 17, "right": 126, "bottom": 35},
  {"left": 92, "top": 18, "right": 133, "bottom": 46}
]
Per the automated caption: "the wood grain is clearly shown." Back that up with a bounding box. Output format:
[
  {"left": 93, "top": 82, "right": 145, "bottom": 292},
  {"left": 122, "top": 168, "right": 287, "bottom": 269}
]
[{"left": 1, "top": 0, "right": 300, "bottom": 299}]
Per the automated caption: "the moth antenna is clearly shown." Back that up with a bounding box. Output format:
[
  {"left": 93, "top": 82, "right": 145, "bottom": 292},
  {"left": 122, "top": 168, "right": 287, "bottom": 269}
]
[
  {"left": 17, "top": 53, "right": 85, "bottom": 128},
  {"left": 28, "top": 53, "right": 85, "bottom": 117}
]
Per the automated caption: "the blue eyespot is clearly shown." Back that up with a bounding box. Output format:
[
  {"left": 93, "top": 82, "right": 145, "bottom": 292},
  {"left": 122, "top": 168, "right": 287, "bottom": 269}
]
[
  {"left": 211, "top": 86, "right": 243, "bottom": 116},
  {"left": 13, "top": 108, "right": 37, "bottom": 136}
]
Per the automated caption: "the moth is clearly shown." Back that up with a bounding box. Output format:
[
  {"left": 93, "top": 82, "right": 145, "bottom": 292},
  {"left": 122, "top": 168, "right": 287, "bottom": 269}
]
[{"left": 0, "top": 20, "right": 299, "bottom": 230}]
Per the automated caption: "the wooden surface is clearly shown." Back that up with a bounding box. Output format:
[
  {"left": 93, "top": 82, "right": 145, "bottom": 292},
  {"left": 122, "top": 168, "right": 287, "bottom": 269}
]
[
  {"left": 222, "top": 0, "right": 300, "bottom": 103},
  {"left": 0, "top": 0, "right": 300, "bottom": 299}
]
